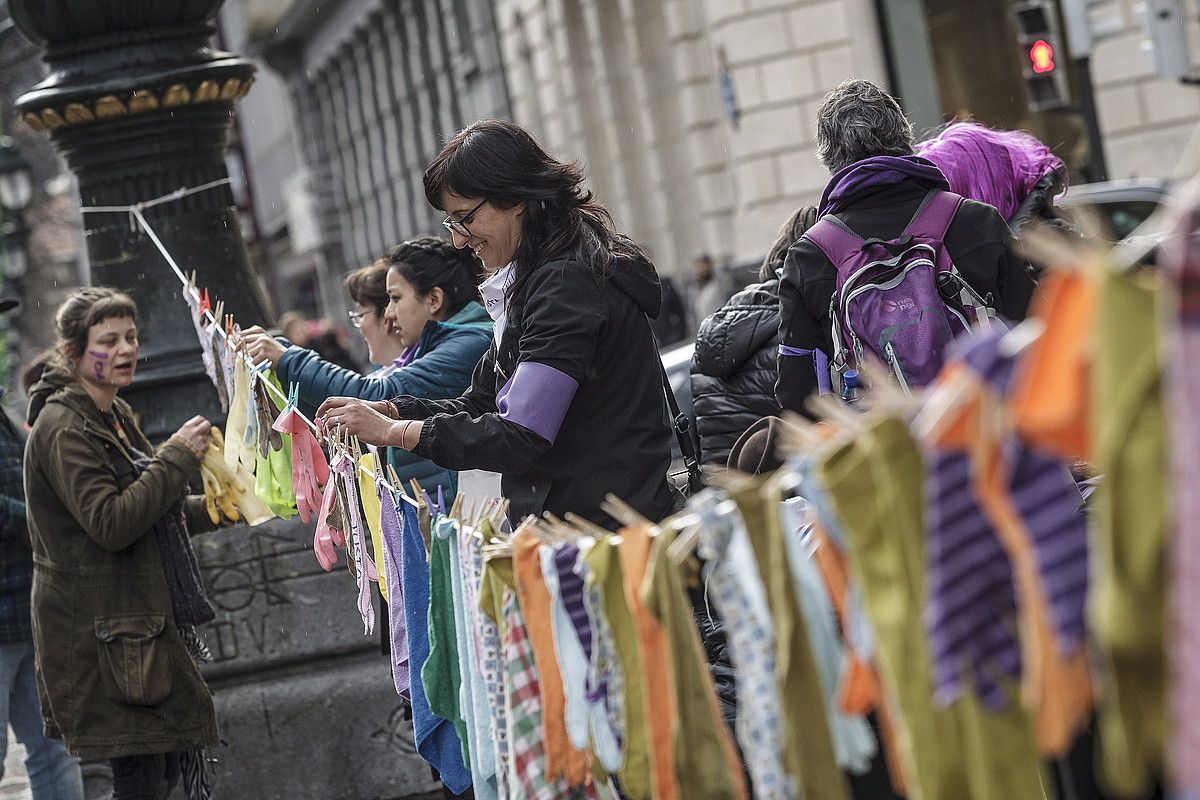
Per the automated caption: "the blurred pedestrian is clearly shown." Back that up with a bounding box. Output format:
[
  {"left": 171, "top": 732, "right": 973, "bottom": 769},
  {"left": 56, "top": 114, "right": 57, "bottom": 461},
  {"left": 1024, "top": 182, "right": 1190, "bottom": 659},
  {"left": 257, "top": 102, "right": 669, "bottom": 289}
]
[
  {"left": 690, "top": 206, "right": 816, "bottom": 466},
  {"left": 651, "top": 273, "right": 688, "bottom": 348},
  {"left": 24, "top": 288, "right": 220, "bottom": 800},
  {"left": 318, "top": 118, "right": 677, "bottom": 525},
  {"left": 776, "top": 80, "right": 1037, "bottom": 415},
  {"left": 0, "top": 305, "right": 86, "bottom": 800},
  {"left": 691, "top": 252, "right": 726, "bottom": 329},
  {"left": 240, "top": 238, "right": 492, "bottom": 500},
  {"left": 276, "top": 311, "right": 360, "bottom": 372}
]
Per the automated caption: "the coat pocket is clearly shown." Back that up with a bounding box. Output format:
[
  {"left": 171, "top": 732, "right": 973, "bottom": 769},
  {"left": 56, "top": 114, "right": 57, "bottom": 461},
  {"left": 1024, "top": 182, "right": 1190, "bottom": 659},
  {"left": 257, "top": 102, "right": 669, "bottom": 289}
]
[{"left": 94, "top": 614, "right": 173, "bottom": 707}]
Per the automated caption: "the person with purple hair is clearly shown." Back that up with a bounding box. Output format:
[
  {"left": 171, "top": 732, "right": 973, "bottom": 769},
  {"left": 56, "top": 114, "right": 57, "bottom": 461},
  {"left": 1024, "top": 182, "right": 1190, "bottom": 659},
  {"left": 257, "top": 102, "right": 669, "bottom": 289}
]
[{"left": 916, "top": 121, "right": 1068, "bottom": 234}]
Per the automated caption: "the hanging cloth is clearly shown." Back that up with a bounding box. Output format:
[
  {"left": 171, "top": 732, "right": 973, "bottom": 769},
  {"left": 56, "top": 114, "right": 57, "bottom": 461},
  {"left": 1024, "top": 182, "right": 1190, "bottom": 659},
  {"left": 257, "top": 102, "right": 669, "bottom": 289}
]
[
  {"left": 641, "top": 523, "right": 749, "bottom": 800},
  {"left": 583, "top": 538, "right": 649, "bottom": 800},
  {"left": 692, "top": 490, "right": 799, "bottom": 799},
  {"left": 357, "top": 451, "right": 387, "bottom": 601},
  {"left": 252, "top": 373, "right": 297, "bottom": 518},
  {"left": 330, "top": 448, "right": 375, "bottom": 635},
  {"left": 1091, "top": 267, "right": 1168, "bottom": 797},
  {"left": 224, "top": 355, "right": 251, "bottom": 474},
  {"left": 377, "top": 480, "right": 411, "bottom": 699},
  {"left": 817, "top": 416, "right": 1048, "bottom": 800},
  {"left": 449, "top": 521, "right": 498, "bottom": 800},
  {"left": 423, "top": 515, "right": 470, "bottom": 764},
  {"left": 271, "top": 385, "right": 329, "bottom": 524},
  {"left": 401, "top": 498, "right": 471, "bottom": 795},
  {"left": 512, "top": 532, "right": 593, "bottom": 787},
  {"left": 1162, "top": 202, "right": 1200, "bottom": 800},
  {"left": 186, "top": 286, "right": 222, "bottom": 395}
]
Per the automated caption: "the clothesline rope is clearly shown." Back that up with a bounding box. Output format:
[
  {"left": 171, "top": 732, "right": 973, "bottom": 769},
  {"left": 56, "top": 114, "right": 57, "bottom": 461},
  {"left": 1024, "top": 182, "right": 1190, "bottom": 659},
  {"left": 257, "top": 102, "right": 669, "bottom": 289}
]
[{"left": 80, "top": 180, "right": 421, "bottom": 508}]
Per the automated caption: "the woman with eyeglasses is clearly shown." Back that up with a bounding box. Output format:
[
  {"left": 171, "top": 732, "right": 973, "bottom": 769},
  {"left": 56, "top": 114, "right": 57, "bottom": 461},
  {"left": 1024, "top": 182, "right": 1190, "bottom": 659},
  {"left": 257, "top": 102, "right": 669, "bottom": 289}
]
[
  {"left": 239, "top": 237, "right": 492, "bottom": 499},
  {"left": 317, "top": 119, "right": 677, "bottom": 526}
]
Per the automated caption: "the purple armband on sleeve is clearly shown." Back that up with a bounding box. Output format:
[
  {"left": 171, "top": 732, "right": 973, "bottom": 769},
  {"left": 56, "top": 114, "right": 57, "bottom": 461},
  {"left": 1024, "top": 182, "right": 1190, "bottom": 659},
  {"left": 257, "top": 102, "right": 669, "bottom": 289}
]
[
  {"left": 496, "top": 361, "right": 579, "bottom": 443},
  {"left": 778, "top": 344, "right": 832, "bottom": 395}
]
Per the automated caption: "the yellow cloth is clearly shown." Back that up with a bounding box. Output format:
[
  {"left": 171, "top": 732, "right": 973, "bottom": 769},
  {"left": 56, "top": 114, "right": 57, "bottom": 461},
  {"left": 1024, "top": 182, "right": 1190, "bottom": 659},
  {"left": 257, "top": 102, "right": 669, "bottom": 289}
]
[
  {"left": 357, "top": 451, "right": 386, "bottom": 601},
  {"left": 1091, "top": 268, "right": 1167, "bottom": 797},
  {"left": 818, "top": 416, "right": 1049, "bottom": 800}
]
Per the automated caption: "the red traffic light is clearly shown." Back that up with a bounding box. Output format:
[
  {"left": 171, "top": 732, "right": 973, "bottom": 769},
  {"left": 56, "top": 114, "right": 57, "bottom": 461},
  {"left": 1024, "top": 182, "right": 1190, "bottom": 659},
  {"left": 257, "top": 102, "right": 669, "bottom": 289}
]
[{"left": 1030, "top": 39, "right": 1055, "bottom": 73}]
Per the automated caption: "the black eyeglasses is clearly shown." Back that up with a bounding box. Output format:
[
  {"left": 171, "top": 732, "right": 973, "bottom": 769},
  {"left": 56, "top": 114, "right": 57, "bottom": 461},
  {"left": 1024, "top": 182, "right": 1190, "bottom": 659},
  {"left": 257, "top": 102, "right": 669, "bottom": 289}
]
[
  {"left": 347, "top": 309, "right": 367, "bottom": 329},
  {"left": 442, "top": 198, "right": 488, "bottom": 237}
]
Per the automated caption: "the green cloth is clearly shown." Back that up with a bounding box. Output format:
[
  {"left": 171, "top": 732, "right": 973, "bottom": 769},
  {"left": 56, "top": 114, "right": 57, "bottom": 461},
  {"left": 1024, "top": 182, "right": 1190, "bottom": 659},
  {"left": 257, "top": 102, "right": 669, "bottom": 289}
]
[
  {"left": 423, "top": 516, "right": 469, "bottom": 768},
  {"left": 733, "top": 477, "right": 850, "bottom": 800},
  {"left": 1091, "top": 268, "right": 1167, "bottom": 797},
  {"left": 640, "top": 527, "right": 745, "bottom": 800},
  {"left": 254, "top": 370, "right": 297, "bottom": 518},
  {"left": 818, "top": 416, "right": 1049, "bottom": 800},
  {"left": 479, "top": 550, "right": 515, "bottom": 631},
  {"left": 585, "top": 538, "right": 652, "bottom": 800}
]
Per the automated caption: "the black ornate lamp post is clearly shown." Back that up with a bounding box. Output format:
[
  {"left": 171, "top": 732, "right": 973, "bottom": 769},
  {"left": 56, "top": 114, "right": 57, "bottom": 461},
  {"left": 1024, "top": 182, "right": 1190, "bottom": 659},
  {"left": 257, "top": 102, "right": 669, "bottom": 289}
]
[{"left": 9, "top": 0, "right": 268, "bottom": 438}]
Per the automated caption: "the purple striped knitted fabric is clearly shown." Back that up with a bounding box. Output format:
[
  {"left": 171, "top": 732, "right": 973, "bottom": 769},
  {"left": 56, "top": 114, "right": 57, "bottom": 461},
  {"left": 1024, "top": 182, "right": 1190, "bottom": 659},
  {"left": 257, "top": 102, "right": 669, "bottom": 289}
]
[
  {"left": 961, "top": 331, "right": 1090, "bottom": 656},
  {"left": 553, "top": 545, "right": 594, "bottom": 663},
  {"left": 925, "top": 448, "right": 1022, "bottom": 711}
]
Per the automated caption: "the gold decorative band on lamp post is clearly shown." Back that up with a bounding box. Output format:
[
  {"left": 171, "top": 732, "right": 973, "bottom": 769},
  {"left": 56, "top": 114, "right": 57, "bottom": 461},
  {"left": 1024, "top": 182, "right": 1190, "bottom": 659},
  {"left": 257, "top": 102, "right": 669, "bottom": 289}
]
[{"left": 22, "top": 78, "right": 254, "bottom": 132}]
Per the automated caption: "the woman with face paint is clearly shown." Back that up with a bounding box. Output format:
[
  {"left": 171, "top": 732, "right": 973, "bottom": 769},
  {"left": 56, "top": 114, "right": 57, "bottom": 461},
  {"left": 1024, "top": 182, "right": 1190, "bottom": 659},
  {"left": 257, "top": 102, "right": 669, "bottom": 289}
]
[
  {"left": 23, "top": 288, "right": 221, "bottom": 800},
  {"left": 238, "top": 237, "right": 492, "bottom": 501},
  {"left": 318, "top": 119, "right": 678, "bottom": 526}
]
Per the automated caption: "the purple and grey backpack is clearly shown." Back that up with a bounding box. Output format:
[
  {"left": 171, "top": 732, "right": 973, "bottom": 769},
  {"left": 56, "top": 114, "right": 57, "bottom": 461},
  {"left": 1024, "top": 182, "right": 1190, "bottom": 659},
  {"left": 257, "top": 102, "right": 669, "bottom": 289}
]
[{"left": 804, "top": 190, "right": 993, "bottom": 390}]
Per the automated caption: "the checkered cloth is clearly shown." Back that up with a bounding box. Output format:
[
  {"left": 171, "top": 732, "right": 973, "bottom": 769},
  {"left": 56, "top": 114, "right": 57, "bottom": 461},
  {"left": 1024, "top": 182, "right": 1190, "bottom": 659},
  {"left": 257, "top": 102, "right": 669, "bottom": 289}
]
[{"left": 502, "top": 591, "right": 596, "bottom": 800}]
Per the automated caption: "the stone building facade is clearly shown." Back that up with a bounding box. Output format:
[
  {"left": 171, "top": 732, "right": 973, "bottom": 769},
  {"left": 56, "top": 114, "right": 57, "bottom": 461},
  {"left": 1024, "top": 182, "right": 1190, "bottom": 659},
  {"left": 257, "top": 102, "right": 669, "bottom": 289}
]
[
  {"left": 492, "top": 0, "right": 1200, "bottom": 275},
  {"left": 262, "top": 0, "right": 512, "bottom": 323},
  {"left": 492, "top": 0, "right": 888, "bottom": 276},
  {"left": 1088, "top": 0, "right": 1200, "bottom": 180}
]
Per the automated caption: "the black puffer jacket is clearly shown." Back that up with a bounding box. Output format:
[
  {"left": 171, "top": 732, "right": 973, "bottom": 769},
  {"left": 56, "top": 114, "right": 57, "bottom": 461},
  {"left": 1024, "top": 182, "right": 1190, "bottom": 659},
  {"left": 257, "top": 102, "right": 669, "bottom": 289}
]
[{"left": 690, "top": 279, "right": 783, "bottom": 466}]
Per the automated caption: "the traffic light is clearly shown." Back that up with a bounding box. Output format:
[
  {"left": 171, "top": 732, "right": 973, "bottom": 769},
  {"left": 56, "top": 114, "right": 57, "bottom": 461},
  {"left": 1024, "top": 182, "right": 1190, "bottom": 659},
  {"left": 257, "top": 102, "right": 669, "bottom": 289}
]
[{"left": 1012, "top": 0, "right": 1071, "bottom": 111}]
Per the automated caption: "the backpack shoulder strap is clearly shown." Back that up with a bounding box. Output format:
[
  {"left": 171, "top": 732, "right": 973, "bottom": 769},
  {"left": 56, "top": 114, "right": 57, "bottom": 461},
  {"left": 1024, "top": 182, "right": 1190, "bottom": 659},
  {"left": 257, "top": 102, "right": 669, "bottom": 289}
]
[
  {"left": 803, "top": 215, "right": 866, "bottom": 267},
  {"left": 904, "top": 190, "right": 964, "bottom": 240}
]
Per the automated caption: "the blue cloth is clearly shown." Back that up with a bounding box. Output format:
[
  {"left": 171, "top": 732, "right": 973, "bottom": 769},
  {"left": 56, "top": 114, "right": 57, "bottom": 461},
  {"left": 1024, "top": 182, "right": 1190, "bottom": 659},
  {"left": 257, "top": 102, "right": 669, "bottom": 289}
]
[
  {"left": 399, "top": 499, "right": 471, "bottom": 794},
  {"left": 275, "top": 302, "right": 492, "bottom": 499},
  {"left": 780, "top": 495, "right": 878, "bottom": 775},
  {"left": 0, "top": 640, "right": 83, "bottom": 798},
  {"left": 0, "top": 407, "right": 31, "bottom": 645},
  {"left": 444, "top": 519, "right": 498, "bottom": 800}
]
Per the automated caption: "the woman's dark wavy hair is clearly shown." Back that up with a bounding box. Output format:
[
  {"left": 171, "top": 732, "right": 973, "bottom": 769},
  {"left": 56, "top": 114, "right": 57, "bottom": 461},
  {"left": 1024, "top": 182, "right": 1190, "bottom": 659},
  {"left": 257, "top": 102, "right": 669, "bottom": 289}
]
[
  {"left": 385, "top": 235, "right": 484, "bottom": 318},
  {"left": 423, "top": 119, "right": 649, "bottom": 303}
]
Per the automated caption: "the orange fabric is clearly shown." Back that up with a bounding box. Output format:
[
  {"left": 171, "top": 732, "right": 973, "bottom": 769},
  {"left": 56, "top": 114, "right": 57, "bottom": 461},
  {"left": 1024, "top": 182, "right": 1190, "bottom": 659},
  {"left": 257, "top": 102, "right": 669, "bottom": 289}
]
[
  {"left": 810, "top": 523, "right": 882, "bottom": 715},
  {"left": 1011, "top": 269, "right": 1098, "bottom": 462},
  {"left": 618, "top": 524, "right": 678, "bottom": 800},
  {"left": 512, "top": 533, "right": 593, "bottom": 786},
  {"left": 940, "top": 387, "right": 1094, "bottom": 756}
]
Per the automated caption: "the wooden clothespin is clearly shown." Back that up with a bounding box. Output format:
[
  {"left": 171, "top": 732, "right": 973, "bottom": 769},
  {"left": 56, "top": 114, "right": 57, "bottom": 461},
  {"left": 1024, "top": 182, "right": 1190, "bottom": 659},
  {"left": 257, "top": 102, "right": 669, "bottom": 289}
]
[
  {"left": 386, "top": 464, "right": 403, "bottom": 493},
  {"left": 600, "top": 493, "right": 652, "bottom": 530},
  {"left": 449, "top": 493, "right": 464, "bottom": 523},
  {"left": 564, "top": 512, "right": 610, "bottom": 538}
]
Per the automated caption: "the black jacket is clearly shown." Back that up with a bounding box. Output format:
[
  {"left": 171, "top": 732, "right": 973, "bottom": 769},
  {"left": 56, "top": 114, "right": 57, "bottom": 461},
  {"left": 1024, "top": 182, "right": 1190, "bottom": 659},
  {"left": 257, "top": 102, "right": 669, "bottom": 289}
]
[
  {"left": 776, "top": 178, "right": 1038, "bottom": 415},
  {"left": 391, "top": 252, "right": 677, "bottom": 526},
  {"left": 690, "top": 278, "right": 782, "bottom": 466}
]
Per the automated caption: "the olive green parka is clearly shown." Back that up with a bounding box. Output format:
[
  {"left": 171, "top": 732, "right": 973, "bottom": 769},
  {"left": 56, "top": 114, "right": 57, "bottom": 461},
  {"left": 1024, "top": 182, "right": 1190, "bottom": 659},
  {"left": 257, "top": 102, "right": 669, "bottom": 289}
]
[{"left": 23, "top": 366, "right": 218, "bottom": 760}]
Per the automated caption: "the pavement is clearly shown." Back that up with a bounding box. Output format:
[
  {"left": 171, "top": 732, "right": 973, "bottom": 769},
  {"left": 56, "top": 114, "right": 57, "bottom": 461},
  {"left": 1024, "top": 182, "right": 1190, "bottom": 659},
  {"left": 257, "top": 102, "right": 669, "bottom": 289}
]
[{"left": 0, "top": 730, "right": 30, "bottom": 800}]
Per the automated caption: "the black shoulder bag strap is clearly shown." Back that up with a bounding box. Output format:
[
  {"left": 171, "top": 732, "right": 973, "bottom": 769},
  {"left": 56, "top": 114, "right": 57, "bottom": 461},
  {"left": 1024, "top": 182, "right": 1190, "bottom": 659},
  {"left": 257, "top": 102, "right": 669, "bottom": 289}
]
[{"left": 647, "top": 319, "right": 706, "bottom": 495}]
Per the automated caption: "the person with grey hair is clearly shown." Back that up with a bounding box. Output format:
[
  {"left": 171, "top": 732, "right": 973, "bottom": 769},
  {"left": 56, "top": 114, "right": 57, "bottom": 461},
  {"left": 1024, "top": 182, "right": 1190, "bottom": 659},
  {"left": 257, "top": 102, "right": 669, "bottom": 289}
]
[{"left": 775, "top": 79, "right": 1037, "bottom": 414}]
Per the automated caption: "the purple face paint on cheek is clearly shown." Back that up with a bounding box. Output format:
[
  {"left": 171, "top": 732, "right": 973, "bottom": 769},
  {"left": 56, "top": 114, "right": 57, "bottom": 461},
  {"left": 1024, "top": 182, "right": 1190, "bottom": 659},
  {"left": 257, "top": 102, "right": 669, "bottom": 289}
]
[{"left": 87, "top": 351, "right": 109, "bottom": 382}]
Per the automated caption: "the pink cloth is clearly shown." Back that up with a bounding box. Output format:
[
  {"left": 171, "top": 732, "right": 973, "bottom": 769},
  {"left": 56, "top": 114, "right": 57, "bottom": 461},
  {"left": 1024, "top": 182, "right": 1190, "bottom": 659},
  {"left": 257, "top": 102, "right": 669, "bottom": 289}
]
[
  {"left": 1163, "top": 206, "right": 1200, "bottom": 796},
  {"left": 272, "top": 407, "right": 330, "bottom": 524}
]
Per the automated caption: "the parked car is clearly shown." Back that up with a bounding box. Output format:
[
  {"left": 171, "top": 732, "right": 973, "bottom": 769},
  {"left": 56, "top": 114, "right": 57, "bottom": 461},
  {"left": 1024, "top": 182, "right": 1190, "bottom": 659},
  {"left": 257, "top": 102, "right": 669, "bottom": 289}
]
[{"left": 1057, "top": 178, "right": 1168, "bottom": 240}]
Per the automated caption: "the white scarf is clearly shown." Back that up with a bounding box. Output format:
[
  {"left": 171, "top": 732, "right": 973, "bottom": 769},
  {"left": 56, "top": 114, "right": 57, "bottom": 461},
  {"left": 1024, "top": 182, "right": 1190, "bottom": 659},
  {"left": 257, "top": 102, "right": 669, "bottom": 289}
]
[{"left": 479, "top": 262, "right": 514, "bottom": 348}]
